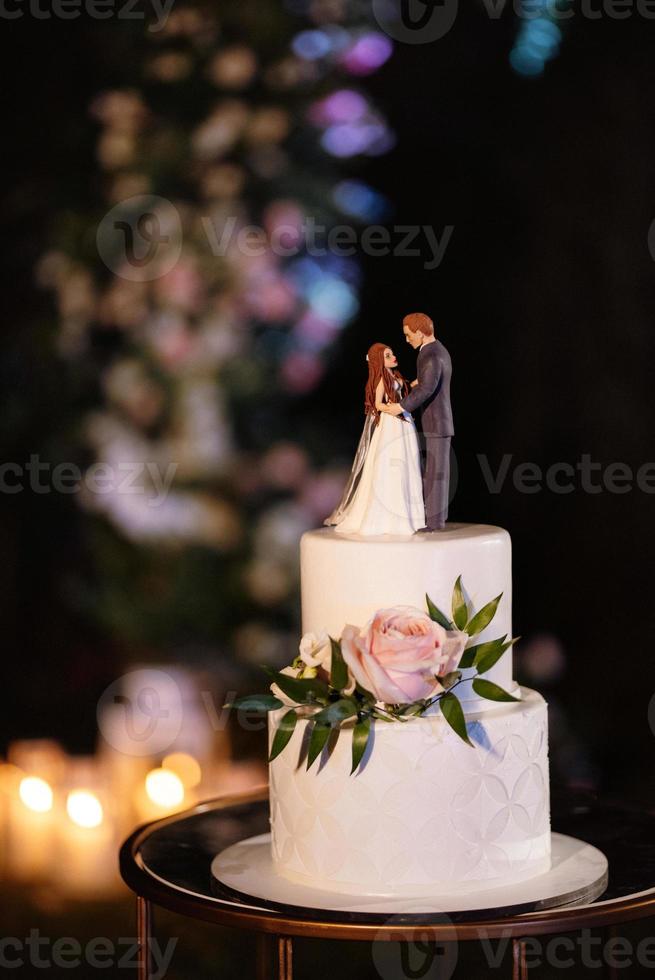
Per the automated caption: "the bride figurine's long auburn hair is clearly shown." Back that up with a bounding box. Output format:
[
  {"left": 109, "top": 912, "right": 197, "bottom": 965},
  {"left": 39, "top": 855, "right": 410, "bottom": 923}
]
[{"left": 364, "top": 343, "right": 408, "bottom": 423}]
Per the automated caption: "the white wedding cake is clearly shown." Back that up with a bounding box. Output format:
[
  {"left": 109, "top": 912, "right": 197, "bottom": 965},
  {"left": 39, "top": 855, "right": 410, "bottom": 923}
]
[{"left": 267, "top": 523, "right": 551, "bottom": 897}]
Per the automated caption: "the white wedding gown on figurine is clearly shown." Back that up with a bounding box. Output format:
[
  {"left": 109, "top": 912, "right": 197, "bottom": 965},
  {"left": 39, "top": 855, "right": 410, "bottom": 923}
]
[{"left": 326, "top": 383, "right": 425, "bottom": 535}]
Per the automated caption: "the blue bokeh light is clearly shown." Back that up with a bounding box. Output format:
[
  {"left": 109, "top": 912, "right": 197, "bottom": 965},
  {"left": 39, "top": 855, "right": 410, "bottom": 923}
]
[
  {"left": 308, "top": 278, "right": 359, "bottom": 323},
  {"left": 292, "top": 30, "right": 332, "bottom": 60},
  {"left": 510, "top": 4, "right": 566, "bottom": 77},
  {"left": 333, "top": 180, "right": 391, "bottom": 222}
]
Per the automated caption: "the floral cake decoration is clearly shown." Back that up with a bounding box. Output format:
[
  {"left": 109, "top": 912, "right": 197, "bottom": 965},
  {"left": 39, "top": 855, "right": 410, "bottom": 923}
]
[{"left": 227, "top": 576, "right": 519, "bottom": 774}]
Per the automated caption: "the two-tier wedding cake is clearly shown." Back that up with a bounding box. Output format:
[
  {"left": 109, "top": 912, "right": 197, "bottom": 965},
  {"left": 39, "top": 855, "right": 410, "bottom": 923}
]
[
  {"left": 215, "top": 323, "right": 607, "bottom": 910},
  {"left": 267, "top": 523, "right": 551, "bottom": 897}
]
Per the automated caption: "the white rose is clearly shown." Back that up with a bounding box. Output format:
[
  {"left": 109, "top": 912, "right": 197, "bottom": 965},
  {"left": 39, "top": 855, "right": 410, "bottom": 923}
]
[
  {"left": 298, "top": 631, "right": 331, "bottom": 669},
  {"left": 298, "top": 630, "right": 355, "bottom": 695},
  {"left": 270, "top": 665, "right": 301, "bottom": 707}
]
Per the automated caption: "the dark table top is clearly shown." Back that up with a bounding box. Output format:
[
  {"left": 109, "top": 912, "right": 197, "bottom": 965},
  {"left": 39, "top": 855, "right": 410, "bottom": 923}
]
[{"left": 119, "top": 786, "right": 655, "bottom": 940}]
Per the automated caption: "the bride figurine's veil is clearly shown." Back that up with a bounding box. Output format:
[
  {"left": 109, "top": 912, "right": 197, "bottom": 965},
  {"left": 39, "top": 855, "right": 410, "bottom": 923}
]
[{"left": 324, "top": 413, "right": 376, "bottom": 526}]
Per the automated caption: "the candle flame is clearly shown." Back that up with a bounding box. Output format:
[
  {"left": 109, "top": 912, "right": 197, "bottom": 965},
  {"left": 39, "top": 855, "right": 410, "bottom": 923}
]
[
  {"left": 145, "top": 768, "right": 184, "bottom": 808},
  {"left": 67, "top": 790, "right": 104, "bottom": 829},
  {"left": 19, "top": 776, "right": 54, "bottom": 813}
]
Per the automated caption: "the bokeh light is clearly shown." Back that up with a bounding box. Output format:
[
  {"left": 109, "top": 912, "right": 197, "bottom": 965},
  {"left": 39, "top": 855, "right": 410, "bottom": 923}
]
[
  {"left": 340, "top": 32, "right": 393, "bottom": 75},
  {"left": 292, "top": 29, "right": 332, "bottom": 60},
  {"left": 162, "top": 752, "right": 202, "bottom": 789},
  {"left": 66, "top": 790, "right": 104, "bottom": 829},
  {"left": 333, "top": 179, "right": 391, "bottom": 221},
  {"left": 145, "top": 768, "right": 185, "bottom": 808},
  {"left": 510, "top": 9, "right": 565, "bottom": 77},
  {"left": 19, "top": 776, "right": 54, "bottom": 813}
]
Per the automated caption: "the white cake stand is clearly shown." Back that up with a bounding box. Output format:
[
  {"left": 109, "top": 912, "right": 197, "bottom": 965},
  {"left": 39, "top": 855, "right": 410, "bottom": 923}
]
[{"left": 211, "top": 831, "right": 608, "bottom": 917}]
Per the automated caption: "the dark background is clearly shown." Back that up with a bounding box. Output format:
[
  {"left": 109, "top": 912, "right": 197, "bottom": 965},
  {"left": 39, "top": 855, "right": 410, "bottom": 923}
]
[
  {"left": 0, "top": 3, "right": 654, "bottom": 976},
  {"left": 3, "top": 5, "right": 652, "bottom": 788}
]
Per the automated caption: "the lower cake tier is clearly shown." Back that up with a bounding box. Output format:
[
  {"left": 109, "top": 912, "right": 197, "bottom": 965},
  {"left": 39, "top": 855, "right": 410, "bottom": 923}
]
[{"left": 269, "top": 688, "right": 550, "bottom": 897}]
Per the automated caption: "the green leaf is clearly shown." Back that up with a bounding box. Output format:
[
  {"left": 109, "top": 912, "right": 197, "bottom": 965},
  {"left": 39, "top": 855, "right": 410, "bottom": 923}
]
[
  {"left": 425, "top": 593, "right": 454, "bottom": 630},
  {"left": 440, "top": 691, "right": 472, "bottom": 746},
  {"left": 438, "top": 670, "right": 461, "bottom": 691},
  {"left": 451, "top": 576, "right": 468, "bottom": 630},
  {"left": 263, "top": 667, "right": 330, "bottom": 705},
  {"left": 472, "top": 678, "right": 520, "bottom": 702},
  {"left": 329, "top": 637, "right": 349, "bottom": 692},
  {"left": 354, "top": 682, "right": 376, "bottom": 703},
  {"left": 457, "top": 645, "right": 478, "bottom": 670},
  {"left": 351, "top": 716, "right": 371, "bottom": 774},
  {"left": 306, "top": 722, "right": 332, "bottom": 769},
  {"left": 465, "top": 594, "right": 503, "bottom": 637},
  {"left": 226, "top": 694, "right": 283, "bottom": 712},
  {"left": 268, "top": 709, "right": 298, "bottom": 762},
  {"left": 312, "top": 699, "right": 358, "bottom": 727},
  {"left": 458, "top": 636, "right": 506, "bottom": 672},
  {"left": 398, "top": 702, "right": 426, "bottom": 717},
  {"left": 475, "top": 637, "right": 519, "bottom": 675}
]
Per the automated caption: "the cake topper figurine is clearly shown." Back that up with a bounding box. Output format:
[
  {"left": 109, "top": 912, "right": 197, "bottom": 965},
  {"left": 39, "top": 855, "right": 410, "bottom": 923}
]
[
  {"left": 383, "top": 312, "right": 453, "bottom": 531},
  {"left": 325, "top": 342, "right": 425, "bottom": 535}
]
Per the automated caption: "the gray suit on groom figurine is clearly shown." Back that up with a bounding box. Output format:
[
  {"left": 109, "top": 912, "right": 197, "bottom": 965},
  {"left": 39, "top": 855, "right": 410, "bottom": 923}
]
[{"left": 385, "top": 312, "right": 453, "bottom": 531}]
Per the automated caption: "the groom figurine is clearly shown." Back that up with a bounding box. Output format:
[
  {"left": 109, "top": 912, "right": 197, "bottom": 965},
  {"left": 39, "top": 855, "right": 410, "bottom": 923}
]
[{"left": 385, "top": 312, "right": 453, "bottom": 531}]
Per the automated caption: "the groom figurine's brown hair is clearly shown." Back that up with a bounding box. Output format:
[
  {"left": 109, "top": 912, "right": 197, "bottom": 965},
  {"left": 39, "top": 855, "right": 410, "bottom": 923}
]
[{"left": 403, "top": 312, "right": 434, "bottom": 336}]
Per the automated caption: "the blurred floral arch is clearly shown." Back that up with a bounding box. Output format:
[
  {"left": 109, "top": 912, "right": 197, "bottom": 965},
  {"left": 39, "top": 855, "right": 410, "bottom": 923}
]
[{"left": 37, "top": 0, "right": 394, "bottom": 674}]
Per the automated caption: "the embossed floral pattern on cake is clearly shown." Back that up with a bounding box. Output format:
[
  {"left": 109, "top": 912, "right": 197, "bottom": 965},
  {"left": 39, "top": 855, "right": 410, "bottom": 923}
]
[{"left": 269, "top": 690, "right": 551, "bottom": 892}]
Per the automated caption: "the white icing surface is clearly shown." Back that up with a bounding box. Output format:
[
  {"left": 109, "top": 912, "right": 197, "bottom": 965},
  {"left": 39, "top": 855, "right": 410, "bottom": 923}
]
[
  {"left": 269, "top": 689, "right": 551, "bottom": 897},
  {"left": 301, "top": 522, "right": 514, "bottom": 706}
]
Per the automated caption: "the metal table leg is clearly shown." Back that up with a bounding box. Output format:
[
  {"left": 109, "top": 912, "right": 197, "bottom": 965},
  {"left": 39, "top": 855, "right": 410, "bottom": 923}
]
[
  {"left": 512, "top": 939, "right": 528, "bottom": 980},
  {"left": 278, "top": 937, "right": 293, "bottom": 980},
  {"left": 137, "top": 896, "right": 152, "bottom": 980}
]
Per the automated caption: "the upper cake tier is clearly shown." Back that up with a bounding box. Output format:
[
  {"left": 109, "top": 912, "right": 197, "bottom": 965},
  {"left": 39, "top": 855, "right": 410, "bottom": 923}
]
[{"left": 300, "top": 522, "right": 514, "bottom": 707}]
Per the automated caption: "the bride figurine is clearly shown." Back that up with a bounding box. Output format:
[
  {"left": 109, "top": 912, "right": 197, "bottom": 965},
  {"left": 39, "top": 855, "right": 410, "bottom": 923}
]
[{"left": 325, "top": 343, "right": 425, "bottom": 535}]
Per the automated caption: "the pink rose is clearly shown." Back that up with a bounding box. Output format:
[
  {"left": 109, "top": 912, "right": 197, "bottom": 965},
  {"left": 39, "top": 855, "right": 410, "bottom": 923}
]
[{"left": 340, "top": 606, "right": 467, "bottom": 704}]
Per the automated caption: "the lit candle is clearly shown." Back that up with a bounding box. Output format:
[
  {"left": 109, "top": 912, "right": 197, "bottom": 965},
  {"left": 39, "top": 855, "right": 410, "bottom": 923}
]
[
  {"left": 135, "top": 767, "right": 188, "bottom": 823},
  {"left": 55, "top": 757, "right": 119, "bottom": 897},
  {"left": 5, "top": 740, "right": 65, "bottom": 882},
  {"left": 0, "top": 761, "right": 22, "bottom": 879}
]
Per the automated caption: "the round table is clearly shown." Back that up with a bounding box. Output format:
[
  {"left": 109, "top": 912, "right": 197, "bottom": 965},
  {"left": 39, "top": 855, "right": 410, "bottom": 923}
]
[{"left": 119, "top": 786, "right": 655, "bottom": 980}]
